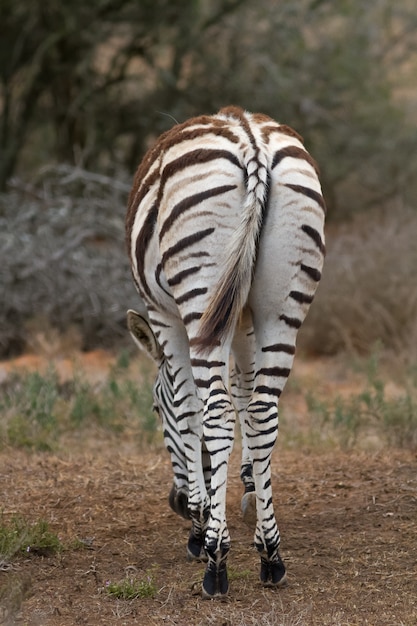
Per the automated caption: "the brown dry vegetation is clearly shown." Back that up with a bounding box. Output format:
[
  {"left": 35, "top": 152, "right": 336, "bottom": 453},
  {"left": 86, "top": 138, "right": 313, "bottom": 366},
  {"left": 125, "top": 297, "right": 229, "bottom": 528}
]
[{"left": 1, "top": 353, "right": 416, "bottom": 626}]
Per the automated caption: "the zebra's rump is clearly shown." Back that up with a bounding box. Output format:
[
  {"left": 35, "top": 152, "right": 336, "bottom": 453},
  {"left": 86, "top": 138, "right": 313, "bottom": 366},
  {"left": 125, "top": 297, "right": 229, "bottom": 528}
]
[{"left": 126, "top": 105, "right": 325, "bottom": 349}]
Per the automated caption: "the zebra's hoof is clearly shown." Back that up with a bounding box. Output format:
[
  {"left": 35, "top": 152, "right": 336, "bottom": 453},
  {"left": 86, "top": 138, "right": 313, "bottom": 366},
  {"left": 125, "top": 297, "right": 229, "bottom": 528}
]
[
  {"left": 186, "top": 530, "right": 207, "bottom": 562},
  {"left": 241, "top": 491, "right": 257, "bottom": 528},
  {"left": 201, "top": 559, "right": 229, "bottom": 600},
  {"left": 260, "top": 554, "right": 287, "bottom": 588},
  {"left": 168, "top": 484, "right": 190, "bottom": 520}
]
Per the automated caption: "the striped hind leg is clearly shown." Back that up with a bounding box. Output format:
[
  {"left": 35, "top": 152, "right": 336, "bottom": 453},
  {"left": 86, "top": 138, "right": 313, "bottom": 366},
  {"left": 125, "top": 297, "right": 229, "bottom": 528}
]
[
  {"left": 190, "top": 347, "right": 236, "bottom": 598},
  {"left": 243, "top": 320, "right": 296, "bottom": 587},
  {"left": 245, "top": 273, "right": 319, "bottom": 585},
  {"left": 245, "top": 163, "right": 325, "bottom": 585},
  {"left": 231, "top": 309, "right": 257, "bottom": 526}
]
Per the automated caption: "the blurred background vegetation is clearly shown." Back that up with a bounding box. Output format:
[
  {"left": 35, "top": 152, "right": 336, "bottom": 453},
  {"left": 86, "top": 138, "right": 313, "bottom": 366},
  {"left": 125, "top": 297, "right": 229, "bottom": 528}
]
[{"left": 1, "top": 0, "right": 417, "bottom": 361}]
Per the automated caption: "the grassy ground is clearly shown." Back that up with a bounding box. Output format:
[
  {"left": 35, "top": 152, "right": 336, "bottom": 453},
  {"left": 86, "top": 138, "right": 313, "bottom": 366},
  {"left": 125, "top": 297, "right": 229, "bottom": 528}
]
[
  {"left": 1, "top": 349, "right": 416, "bottom": 625},
  {"left": 1, "top": 348, "right": 417, "bottom": 455}
]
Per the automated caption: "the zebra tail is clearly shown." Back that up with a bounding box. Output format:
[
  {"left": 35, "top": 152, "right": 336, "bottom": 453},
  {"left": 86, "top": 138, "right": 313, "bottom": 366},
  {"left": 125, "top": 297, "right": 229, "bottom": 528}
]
[{"left": 195, "top": 143, "right": 269, "bottom": 353}]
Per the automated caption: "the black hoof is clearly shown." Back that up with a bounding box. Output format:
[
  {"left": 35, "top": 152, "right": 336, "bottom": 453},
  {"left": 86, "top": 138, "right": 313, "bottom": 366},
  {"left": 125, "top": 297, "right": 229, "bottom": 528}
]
[
  {"left": 187, "top": 530, "right": 207, "bottom": 562},
  {"left": 202, "top": 555, "right": 229, "bottom": 599},
  {"left": 168, "top": 484, "right": 190, "bottom": 520},
  {"left": 260, "top": 554, "right": 287, "bottom": 587}
]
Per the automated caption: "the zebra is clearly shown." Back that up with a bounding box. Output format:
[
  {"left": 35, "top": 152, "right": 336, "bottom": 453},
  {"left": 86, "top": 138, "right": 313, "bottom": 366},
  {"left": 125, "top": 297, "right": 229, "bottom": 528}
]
[{"left": 125, "top": 105, "right": 325, "bottom": 598}]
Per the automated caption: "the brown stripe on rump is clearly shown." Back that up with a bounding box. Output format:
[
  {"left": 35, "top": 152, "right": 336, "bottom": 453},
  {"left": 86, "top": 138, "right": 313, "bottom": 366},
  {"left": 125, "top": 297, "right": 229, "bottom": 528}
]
[
  {"left": 272, "top": 146, "right": 320, "bottom": 174},
  {"left": 218, "top": 105, "right": 259, "bottom": 153},
  {"left": 301, "top": 224, "right": 326, "bottom": 255},
  {"left": 218, "top": 105, "right": 248, "bottom": 120},
  {"left": 161, "top": 227, "right": 215, "bottom": 268},
  {"left": 259, "top": 123, "right": 283, "bottom": 144},
  {"left": 126, "top": 112, "right": 239, "bottom": 249},
  {"left": 255, "top": 367, "right": 291, "bottom": 378},
  {"left": 300, "top": 264, "right": 321, "bottom": 282},
  {"left": 289, "top": 290, "right": 314, "bottom": 305},
  {"left": 277, "top": 124, "right": 304, "bottom": 143},
  {"left": 251, "top": 112, "right": 276, "bottom": 125},
  {"left": 153, "top": 123, "right": 241, "bottom": 176},
  {"left": 159, "top": 184, "right": 237, "bottom": 241},
  {"left": 174, "top": 124, "right": 241, "bottom": 146},
  {"left": 158, "top": 149, "right": 242, "bottom": 206},
  {"left": 175, "top": 287, "right": 208, "bottom": 306},
  {"left": 261, "top": 343, "right": 295, "bottom": 354},
  {"left": 284, "top": 183, "right": 326, "bottom": 213}
]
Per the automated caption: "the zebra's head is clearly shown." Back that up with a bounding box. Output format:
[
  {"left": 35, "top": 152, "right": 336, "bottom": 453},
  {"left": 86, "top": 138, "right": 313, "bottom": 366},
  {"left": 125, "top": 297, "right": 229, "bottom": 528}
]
[
  {"left": 126, "top": 308, "right": 173, "bottom": 419},
  {"left": 127, "top": 309, "right": 163, "bottom": 365}
]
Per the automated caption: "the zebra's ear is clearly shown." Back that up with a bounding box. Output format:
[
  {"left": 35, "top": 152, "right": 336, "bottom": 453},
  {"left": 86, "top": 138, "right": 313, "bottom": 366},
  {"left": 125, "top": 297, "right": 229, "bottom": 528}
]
[{"left": 127, "top": 309, "right": 163, "bottom": 363}]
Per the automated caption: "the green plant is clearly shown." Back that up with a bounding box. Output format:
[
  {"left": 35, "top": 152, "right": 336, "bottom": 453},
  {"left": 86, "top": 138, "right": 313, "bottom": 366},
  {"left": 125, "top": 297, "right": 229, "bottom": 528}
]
[
  {"left": 306, "top": 355, "right": 417, "bottom": 450},
  {"left": 0, "top": 358, "right": 160, "bottom": 450},
  {"left": 0, "top": 516, "right": 62, "bottom": 567},
  {"left": 227, "top": 567, "right": 252, "bottom": 582},
  {"left": 0, "top": 369, "right": 60, "bottom": 451},
  {"left": 68, "top": 377, "right": 99, "bottom": 427},
  {"left": 129, "top": 379, "right": 158, "bottom": 443},
  {"left": 105, "top": 572, "right": 157, "bottom": 600}
]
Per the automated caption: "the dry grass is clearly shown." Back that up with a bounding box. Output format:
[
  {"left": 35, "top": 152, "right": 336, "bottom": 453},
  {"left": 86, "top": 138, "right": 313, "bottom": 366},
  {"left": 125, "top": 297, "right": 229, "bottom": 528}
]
[{"left": 300, "top": 205, "right": 417, "bottom": 362}]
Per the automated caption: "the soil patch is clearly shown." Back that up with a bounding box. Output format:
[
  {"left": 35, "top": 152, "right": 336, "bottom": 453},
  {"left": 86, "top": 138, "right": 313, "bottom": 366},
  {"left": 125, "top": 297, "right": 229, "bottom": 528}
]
[{"left": 1, "top": 444, "right": 416, "bottom": 625}]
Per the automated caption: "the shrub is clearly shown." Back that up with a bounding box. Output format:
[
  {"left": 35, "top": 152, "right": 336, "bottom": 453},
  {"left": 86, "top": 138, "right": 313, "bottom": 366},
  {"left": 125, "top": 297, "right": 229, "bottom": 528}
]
[
  {"left": 300, "top": 206, "right": 417, "bottom": 362},
  {"left": 0, "top": 166, "right": 138, "bottom": 357}
]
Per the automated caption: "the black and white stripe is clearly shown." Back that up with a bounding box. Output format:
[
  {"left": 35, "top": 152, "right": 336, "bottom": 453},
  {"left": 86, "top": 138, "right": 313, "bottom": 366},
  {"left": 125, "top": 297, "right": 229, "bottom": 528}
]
[{"left": 126, "top": 106, "right": 325, "bottom": 598}]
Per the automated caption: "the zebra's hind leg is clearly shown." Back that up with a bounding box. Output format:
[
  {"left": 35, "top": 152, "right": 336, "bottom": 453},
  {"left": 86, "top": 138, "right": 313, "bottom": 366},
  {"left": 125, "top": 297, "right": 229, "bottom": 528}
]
[
  {"left": 169, "top": 484, "right": 209, "bottom": 562},
  {"left": 245, "top": 398, "right": 288, "bottom": 588},
  {"left": 231, "top": 312, "right": 257, "bottom": 529},
  {"left": 243, "top": 395, "right": 287, "bottom": 588},
  {"left": 243, "top": 318, "right": 294, "bottom": 588},
  {"left": 184, "top": 441, "right": 211, "bottom": 561},
  {"left": 190, "top": 354, "right": 236, "bottom": 599},
  {"left": 232, "top": 377, "right": 257, "bottom": 528}
]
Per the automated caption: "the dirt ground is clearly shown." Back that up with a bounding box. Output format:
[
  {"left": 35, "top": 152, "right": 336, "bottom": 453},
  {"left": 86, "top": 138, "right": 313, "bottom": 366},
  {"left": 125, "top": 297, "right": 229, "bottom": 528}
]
[{"left": 0, "top": 354, "right": 416, "bottom": 626}]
